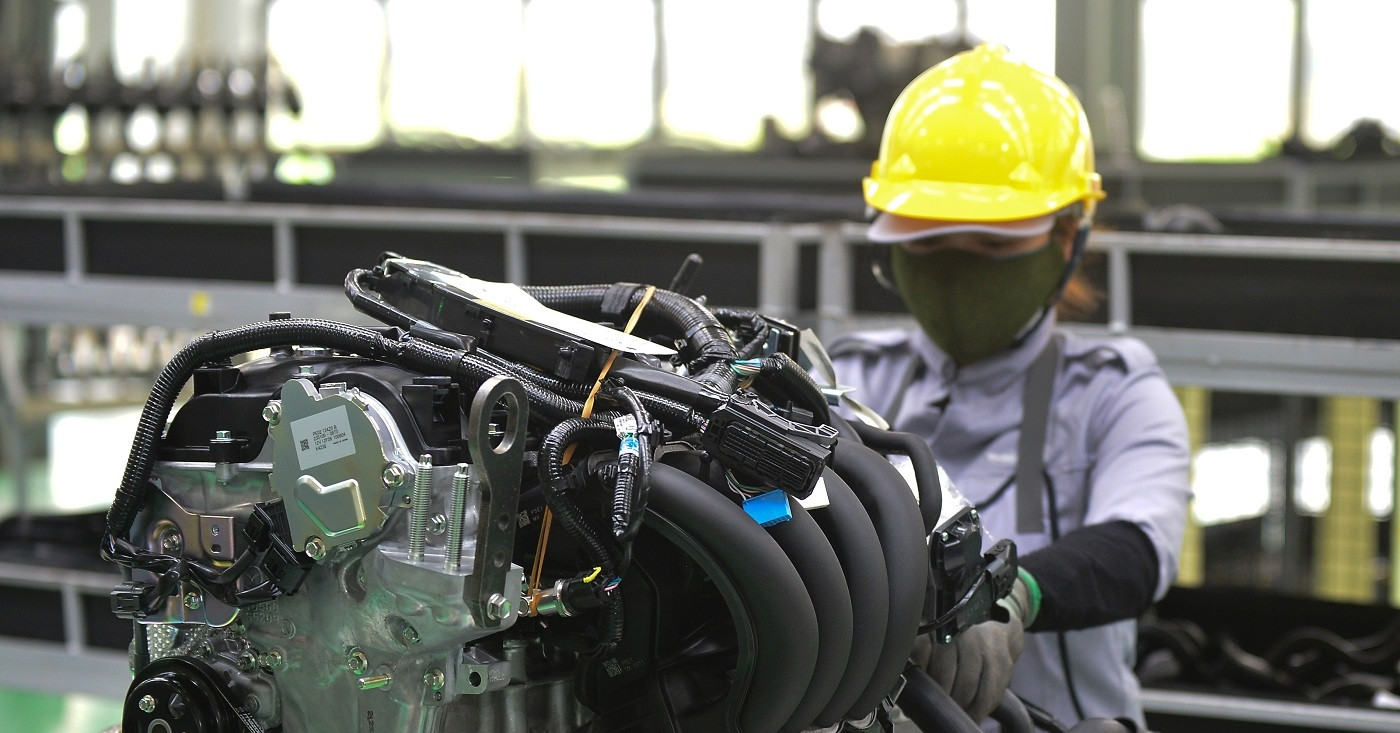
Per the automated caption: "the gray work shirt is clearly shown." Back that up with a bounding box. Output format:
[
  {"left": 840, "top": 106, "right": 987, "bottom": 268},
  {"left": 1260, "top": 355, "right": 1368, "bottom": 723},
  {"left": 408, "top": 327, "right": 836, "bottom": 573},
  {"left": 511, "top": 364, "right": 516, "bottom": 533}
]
[{"left": 827, "top": 314, "right": 1190, "bottom": 726}]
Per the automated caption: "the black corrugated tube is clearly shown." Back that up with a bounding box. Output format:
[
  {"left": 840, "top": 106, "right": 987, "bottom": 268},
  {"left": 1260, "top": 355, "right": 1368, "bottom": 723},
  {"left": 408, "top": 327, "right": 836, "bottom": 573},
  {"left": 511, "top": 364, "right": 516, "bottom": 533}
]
[
  {"left": 537, "top": 418, "right": 623, "bottom": 574},
  {"left": 106, "top": 318, "right": 469, "bottom": 541},
  {"left": 522, "top": 284, "right": 740, "bottom": 390},
  {"left": 757, "top": 352, "right": 832, "bottom": 425}
]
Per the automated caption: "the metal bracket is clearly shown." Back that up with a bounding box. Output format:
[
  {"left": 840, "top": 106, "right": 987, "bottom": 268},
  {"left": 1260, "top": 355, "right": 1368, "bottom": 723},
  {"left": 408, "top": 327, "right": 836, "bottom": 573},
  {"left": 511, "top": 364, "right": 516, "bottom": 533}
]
[{"left": 463, "top": 376, "right": 528, "bottom": 627}]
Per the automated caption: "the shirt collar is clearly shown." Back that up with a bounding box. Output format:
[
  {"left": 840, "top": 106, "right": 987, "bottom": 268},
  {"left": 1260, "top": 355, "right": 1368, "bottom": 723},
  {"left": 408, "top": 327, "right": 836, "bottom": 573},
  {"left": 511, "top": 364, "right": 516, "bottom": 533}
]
[{"left": 910, "top": 310, "right": 1058, "bottom": 394}]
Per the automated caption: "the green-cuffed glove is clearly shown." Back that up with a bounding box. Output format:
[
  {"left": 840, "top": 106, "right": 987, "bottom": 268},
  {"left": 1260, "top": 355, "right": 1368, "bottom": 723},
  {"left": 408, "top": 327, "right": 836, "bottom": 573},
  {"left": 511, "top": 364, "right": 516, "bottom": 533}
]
[{"left": 911, "top": 568, "right": 1042, "bottom": 722}]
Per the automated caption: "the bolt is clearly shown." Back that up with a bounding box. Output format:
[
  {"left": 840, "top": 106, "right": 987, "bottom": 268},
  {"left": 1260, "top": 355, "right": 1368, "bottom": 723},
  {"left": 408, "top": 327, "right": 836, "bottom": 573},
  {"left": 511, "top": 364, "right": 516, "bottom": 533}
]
[
  {"left": 210, "top": 525, "right": 220, "bottom": 537},
  {"left": 445, "top": 465, "right": 470, "bottom": 572},
  {"left": 243, "top": 695, "right": 260, "bottom": 715},
  {"left": 138, "top": 694, "right": 157, "bottom": 713},
  {"left": 940, "top": 532, "right": 950, "bottom": 542},
  {"left": 427, "top": 514, "right": 446, "bottom": 535},
  {"left": 943, "top": 634, "right": 953, "bottom": 644},
  {"left": 382, "top": 463, "right": 406, "bottom": 488},
  {"left": 195, "top": 642, "right": 214, "bottom": 659},
  {"left": 237, "top": 650, "right": 259, "bottom": 672},
  {"left": 423, "top": 667, "right": 445, "bottom": 691},
  {"left": 160, "top": 530, "right": 182, "bottom": 553},
  {"left": 346, "top": 649, "right": 369, "bottom": 675},
  {"left": 258, "top": 649, "right": 284, "bottom": 671},
  {"left": 183, "top": 592, "right": 202, "bottom": 611},
  {"left": 296, "top": 365, "right": 314, "bottom": 377},
  {"left": 487, "top": 593, "right": 511, "bottom": 620},
  {"left": 262, "top": 401, "right": 281, "bottom": 425},
  {"left": 214, "top": 430, "right": 231, "bottom": 440},
  {"left": 402, "top": 625, "right": 420, "bottom": 646},
  {"left": 304, "top": 536, "right": 326, "bottom": 561},
  {"left": 356, "top": 673, "right": 393, "bottom": 691},
  {"left": 407, "top": 454, "right": 433, "bottom": 562}
]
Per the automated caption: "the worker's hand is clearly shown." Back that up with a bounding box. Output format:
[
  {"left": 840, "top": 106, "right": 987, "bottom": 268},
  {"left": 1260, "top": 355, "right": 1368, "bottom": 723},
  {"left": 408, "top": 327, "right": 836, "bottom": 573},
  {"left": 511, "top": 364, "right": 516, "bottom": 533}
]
[
  {"left": 910, "top": 570, "right": 1038, "bottom": 722},
  {"left": 911, "top": 614, "right": 1025, "bottom": 722}
]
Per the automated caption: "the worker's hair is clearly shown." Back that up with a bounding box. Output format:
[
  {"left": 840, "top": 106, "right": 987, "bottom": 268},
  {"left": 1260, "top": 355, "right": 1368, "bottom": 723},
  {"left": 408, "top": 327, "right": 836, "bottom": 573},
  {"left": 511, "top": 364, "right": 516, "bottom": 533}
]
[{"left": 1050, "top": 213, "right": 1104, "bottom": 322}]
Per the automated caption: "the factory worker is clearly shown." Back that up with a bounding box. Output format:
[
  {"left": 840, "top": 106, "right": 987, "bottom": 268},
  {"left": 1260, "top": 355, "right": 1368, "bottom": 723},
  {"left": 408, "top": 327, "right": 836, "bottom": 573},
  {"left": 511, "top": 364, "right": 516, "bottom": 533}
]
[{"left": 827, "top": 44, "right": 1191, "bottom": 726}]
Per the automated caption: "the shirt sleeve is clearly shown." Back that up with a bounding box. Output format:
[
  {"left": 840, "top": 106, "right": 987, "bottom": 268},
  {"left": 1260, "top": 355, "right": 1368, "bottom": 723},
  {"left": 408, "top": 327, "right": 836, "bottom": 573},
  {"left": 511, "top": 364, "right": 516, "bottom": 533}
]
[{"left": 1078, "top": 349, "right": 1192, "bottom": 602}]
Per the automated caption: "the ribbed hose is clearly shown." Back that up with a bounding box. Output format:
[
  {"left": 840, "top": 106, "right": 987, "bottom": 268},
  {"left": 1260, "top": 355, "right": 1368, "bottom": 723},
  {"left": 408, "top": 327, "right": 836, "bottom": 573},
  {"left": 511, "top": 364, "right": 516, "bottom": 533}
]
[
  {"left": 712, "top": 307, "right": 770, "bottom": 359},
  {"left": 106, "top": 318, "right": 467, "bottom": 541},
  {"left": 607, "top": 384, "right": 653, "bottom": 547}
]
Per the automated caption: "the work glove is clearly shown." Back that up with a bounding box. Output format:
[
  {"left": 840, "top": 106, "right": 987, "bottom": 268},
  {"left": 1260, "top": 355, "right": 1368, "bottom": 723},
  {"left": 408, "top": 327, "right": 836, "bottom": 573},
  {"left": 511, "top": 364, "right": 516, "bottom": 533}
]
[{"left": 910, "top": 569, "right": 1040, "bottom": 722}]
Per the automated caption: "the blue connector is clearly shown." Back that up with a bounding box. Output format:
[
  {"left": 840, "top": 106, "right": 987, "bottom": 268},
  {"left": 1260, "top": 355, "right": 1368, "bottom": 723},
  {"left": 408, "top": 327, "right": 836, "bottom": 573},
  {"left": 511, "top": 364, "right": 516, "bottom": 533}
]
[{"left": 742, "top": 489, "right": 793, "bottom": 528}]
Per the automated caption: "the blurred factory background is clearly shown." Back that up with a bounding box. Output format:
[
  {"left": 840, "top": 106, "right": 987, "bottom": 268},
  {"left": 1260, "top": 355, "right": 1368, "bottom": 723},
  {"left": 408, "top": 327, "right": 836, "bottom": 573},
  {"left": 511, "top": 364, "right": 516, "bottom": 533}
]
[{"left": 4, "top": 0, "right": 1400, "bottom": 731}]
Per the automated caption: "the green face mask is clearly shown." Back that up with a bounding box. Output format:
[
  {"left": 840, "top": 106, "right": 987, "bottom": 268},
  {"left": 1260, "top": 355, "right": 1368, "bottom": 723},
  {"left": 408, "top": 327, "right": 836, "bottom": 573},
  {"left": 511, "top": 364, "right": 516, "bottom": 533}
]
[{"left": 890, "top": 241, "right": 1066, "bottom": 365}]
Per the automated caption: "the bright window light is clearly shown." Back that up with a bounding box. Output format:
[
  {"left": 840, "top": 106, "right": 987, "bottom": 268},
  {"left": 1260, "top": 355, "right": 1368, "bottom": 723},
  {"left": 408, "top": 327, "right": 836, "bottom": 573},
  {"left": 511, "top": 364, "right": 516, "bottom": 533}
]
[
  {"left": 113, "top": 0, "right": 189, "bottom": 85},
  {"left": 53, "top": 1, "right": 88, "bottom": 67},
  {"left": 524, "top": 0, "right": 654, "bottom": 147},
  {"left": 967, "top": 0, "right": 1056, "bottom": 75},
  {"left": 268, "top": 0, "right": 386, "bottom": 150},
  {"left": 662, "top": 0, "right": 811, "bottom": 149},
  {"left": 1139, "top": 0, "right": 1294, "bottom": 161},
  {"left": 386, "top": 0, "right": 523, "bottom": 144},
  {"left": 1295, "top": 436, "right": 1331, "bottom": 515},
  {"left": 48, "top": 406, "right": 144, "bottom": 512},
  {"left": 1369, "top": 427, "right": 1394, "bottom": 518},
  {"left": 1191, "top": 439, "right": 1271, "bottom": 526},
  {"left": 816, "top": 0, "right": 957, "bottom": 44},
  {"left": 1301, "top": 1, "right": 1400, "bottom": 148}
]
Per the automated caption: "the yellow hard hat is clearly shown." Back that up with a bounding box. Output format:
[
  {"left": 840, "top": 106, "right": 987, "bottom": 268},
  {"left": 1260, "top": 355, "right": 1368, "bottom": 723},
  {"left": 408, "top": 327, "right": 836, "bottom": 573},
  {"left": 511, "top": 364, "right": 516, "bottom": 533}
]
[{"left": 863, "top": 44, "right": 1106, "bottom": 223}]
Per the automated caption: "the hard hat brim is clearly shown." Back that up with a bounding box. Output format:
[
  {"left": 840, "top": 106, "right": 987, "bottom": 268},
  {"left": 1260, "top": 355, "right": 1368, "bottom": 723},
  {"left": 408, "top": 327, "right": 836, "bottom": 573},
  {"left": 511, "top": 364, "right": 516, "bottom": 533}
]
[
  {"left": 863, "top": 176, "right": 1098, "bottom": 223},
  {"left": 866, "top": 212, "right": 1054, "bottom": 244}
]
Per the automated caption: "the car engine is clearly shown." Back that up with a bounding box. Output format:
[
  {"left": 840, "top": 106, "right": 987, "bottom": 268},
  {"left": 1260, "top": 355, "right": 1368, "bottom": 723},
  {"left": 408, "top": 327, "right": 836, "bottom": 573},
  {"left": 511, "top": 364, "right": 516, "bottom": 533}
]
[{"left": 102, "top": 254, "right": 1017, "bottom": 733}]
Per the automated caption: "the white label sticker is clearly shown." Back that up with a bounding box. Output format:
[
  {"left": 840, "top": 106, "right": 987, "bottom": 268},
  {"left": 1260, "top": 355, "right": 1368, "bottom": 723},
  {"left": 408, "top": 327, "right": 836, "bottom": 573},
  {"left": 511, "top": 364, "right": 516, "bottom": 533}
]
[
  {"left": 796, "top": 476, "right": 831, "bottom": 510},
  {"left": 289, "top": 404, "right": 356, "bottom": 470}
]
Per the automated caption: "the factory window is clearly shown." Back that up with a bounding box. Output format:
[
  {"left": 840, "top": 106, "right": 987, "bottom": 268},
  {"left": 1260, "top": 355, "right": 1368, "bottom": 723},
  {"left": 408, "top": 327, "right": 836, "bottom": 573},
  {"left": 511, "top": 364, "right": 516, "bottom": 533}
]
[
  {"left": 267, "top": 0, "right": 386, "bottom": 150},
  {"left": 661, "top": 0, "right": 811, "bottom": 149},
  {"left": 1299, "top": 1, "right": 1400, "bottom": 152},
  {"left": 523, "top": 0, "right": 654, "bottom": 147},
  {"left": 112, "top": 0, "right": 190, "bottom": 86},
  {"left": 1291, "top": 428, "right": 1396, "bottom": 518},
  {"left": 1138, "top": 0, "right": 1295, "bottom": 161},
  {"left": 815, "top": 0, "right": 1054, "bottom": 71},
  {"left": 385, "top": 0, "right": 523, "bottom": 145},
  {"left": 1191, "top": 439, "right": 1272, "bottom": 526}
]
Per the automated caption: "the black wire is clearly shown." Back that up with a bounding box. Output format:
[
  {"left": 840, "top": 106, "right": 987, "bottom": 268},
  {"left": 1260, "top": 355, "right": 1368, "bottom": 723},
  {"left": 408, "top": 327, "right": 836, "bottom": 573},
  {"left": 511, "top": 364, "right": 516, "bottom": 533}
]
[
  {"left": 1043, "top": 470, "right": 1087, "bottom": 722},
  {"left": 917, "top": 570, "right": 989, "bottom": 636}
]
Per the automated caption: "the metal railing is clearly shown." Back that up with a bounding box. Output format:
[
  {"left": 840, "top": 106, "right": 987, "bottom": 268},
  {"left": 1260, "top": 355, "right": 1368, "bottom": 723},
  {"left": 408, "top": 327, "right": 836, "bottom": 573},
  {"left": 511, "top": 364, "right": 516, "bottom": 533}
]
[{"left": 3, "top": 195, "right": 1400, "bottom": 397}]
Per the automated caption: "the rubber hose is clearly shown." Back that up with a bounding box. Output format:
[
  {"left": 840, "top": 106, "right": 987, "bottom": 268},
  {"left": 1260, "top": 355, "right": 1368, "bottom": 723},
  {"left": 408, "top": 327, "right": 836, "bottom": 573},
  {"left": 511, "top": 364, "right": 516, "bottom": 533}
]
[
  {"left": 829, "top": 419, "right": 930, "bottom": 720},
  {"left": 848, "top": 421, "right": 943, "bottom": 535},
  {"left": 538, "top": 418, "right": 622, "bottom": 573},
  {"left": 896, "top": 664, "right": 983, "bottom": 733},
  {"left": 107, "top": 318, "right": 467, "bottom": 539},
  {"left": 647, "top": 463, "right": 818, "bottom": 733},
  {"left": 990, "top": 690, "right": 1036, "bottom": 733},
  {"left": 807, "top": 468, "right": 890, "bottom": 728},
  {"left": 712, "top": 307, "right": 770, "bottom": 359},
  {"left": 766, "top": 501, "right": 854, "bottom": 733}
]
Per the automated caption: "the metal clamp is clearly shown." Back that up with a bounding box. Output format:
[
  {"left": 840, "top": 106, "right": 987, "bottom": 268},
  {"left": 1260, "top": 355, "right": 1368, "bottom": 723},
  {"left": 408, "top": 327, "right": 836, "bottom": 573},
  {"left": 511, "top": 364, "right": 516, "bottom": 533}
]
[{"left": 464, "top": 376, "right": 528, "bottom": 627}]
